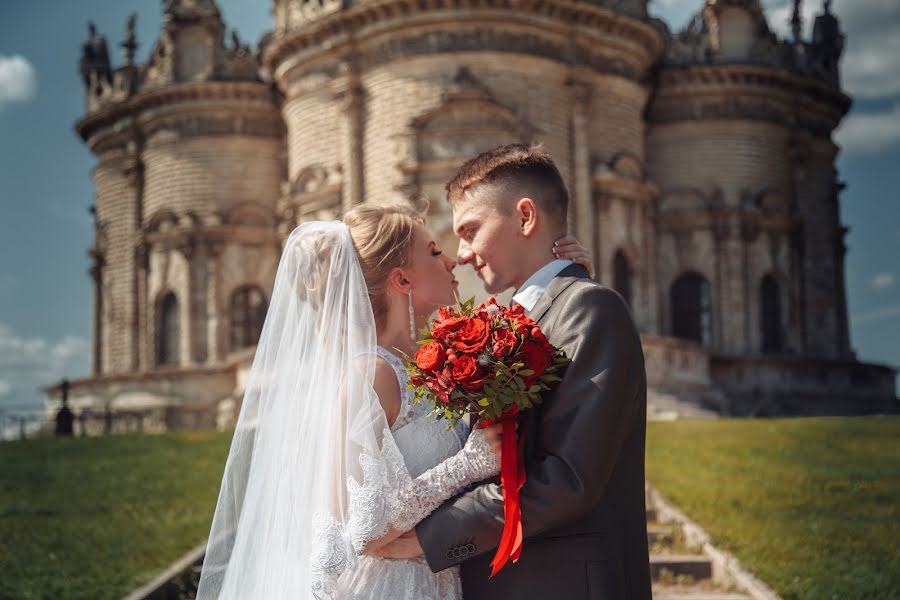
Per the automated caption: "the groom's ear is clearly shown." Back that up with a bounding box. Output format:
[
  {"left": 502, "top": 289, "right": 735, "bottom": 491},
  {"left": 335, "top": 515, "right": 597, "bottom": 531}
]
[{"left": 516, "top": 198, "right": 539, "bottom": 237}]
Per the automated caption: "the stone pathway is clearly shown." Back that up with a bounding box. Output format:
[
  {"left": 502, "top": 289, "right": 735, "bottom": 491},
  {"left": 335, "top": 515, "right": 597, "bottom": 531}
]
[{"left": 647, "top": 488, "right": 754, "bottom": 600}]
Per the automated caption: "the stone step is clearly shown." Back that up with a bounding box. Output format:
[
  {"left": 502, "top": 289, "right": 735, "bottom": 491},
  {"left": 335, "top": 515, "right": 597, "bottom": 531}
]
[
  {"left": 648, "top": 524, "right": 673, "bottom": 546},
  {"left": 650, "top": 555, "right": 713, "bottom": 582}
]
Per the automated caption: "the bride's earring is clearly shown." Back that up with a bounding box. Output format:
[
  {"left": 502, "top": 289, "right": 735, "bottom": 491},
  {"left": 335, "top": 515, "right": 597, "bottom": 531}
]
[{"left": 408, "top": 290, "right": 416, "bottom": 342}]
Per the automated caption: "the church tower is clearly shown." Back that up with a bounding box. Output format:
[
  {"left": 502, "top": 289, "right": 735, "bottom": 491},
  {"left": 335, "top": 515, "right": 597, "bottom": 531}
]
[
  {"left": 75, "top": 0, "right": 283, "bottom": 428},
  {"left": 60, "top": 0, "right": 893, "bottom": 428}
]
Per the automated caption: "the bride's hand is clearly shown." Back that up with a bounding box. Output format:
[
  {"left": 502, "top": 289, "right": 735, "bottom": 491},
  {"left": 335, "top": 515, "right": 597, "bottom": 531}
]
[
  {"left": 553, "top": 235, "right": 595, "bottom": 279},
  {"left": 481, "top": 422, "right": 503, "bottom": 463}
]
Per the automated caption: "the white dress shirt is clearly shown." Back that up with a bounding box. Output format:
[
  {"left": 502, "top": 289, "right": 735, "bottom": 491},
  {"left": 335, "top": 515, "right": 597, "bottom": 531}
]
[{"left": 511, "top": 259, "right": 574, "bottom": 311}]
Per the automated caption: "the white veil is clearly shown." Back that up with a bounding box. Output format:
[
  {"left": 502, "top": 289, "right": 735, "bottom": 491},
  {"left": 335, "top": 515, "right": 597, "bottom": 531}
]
[{"left": 195, "top": 221, "right": 409, "bottom": 599}]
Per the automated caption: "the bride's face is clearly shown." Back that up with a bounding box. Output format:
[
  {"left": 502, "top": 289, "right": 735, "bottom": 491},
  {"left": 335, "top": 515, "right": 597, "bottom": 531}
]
[{"left": 405, "top": 224, "right": 459, "bottom": 313}]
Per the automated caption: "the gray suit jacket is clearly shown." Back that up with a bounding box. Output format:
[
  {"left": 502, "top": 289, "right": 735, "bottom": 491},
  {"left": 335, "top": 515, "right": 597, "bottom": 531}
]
[{"left": 417, "top": 263, "right": 651, "bottom": 599}]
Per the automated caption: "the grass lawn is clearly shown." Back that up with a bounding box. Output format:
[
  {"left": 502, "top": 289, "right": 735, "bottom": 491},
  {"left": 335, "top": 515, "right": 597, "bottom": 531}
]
[
  {"left": 2, "top": 417, "right": 898, "bottom": 599},
  {"left": 0, "top": 431, "right": 232, "bottom": 600},
  {"left": 646, "top": 416, "right": 900, "bottom": 600}
]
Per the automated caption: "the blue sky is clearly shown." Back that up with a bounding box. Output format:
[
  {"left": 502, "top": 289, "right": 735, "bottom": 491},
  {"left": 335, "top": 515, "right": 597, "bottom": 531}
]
[{"left": 1, "top": 0, "right": 898, "bottom": 420}]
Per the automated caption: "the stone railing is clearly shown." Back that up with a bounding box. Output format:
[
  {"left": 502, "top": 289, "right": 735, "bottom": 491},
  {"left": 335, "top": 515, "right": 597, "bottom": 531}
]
[{"left": 711, "top": 355, "right": 897, "bottom": 416}]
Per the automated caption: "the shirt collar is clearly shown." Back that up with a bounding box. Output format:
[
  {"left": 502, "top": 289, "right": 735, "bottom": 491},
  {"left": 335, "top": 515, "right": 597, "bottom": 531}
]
[{"left": 511, "top": 259, "right": 574, "bottom": 311}]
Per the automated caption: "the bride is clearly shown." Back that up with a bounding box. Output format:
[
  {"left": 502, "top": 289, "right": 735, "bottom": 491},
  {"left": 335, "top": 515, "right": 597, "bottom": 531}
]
[{"left": 194, "top": 203, "right": 591, "bottom": 599}]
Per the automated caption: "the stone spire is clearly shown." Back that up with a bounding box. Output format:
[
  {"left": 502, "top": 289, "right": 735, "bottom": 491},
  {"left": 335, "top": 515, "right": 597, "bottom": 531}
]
[
  {"left": 810, "top": 0, "right": 844, "bottom": 87},
  {"left": 79, "top": 22, "right": 112, "bottom": 88},
  {"left": 790, "top": 0, "right": 803, "bottom": 42},
  {"left": 121, "top": 13, "right": 138, "bottom": 66}
]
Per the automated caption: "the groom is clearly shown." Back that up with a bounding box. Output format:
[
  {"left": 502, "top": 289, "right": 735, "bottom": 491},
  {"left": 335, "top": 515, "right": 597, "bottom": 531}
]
[{"left": 378, "top": 143, "right": 651, "bottom": 599}]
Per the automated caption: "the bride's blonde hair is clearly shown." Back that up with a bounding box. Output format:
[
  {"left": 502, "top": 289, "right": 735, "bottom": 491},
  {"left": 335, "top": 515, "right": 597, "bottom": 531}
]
[{"left": 343, "top": 203, "right": 426, "bottom": 328}]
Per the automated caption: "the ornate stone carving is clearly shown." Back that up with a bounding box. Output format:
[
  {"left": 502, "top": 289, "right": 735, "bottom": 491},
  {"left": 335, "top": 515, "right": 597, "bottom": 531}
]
[
  {"left": 366, "top": 29, "right": 640, "bottom": 80},
  {"left": 265, "top": 0, "right": 663, "bottom": 78},
  {"left": 664, "top": 0, "right": 845, "bottom": 92}
]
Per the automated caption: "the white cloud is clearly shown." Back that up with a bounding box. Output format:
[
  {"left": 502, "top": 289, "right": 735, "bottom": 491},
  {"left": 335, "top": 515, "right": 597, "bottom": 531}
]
[
  {"left": 0, "top": 322, "right": 89, "bottom": 416},
  {"left": 871, "top": 273, "right": 896, "bottom": 290},
  {"left": 836, "top": 102, "right": 900, "bottom": 155},
  {"left": 852, "top": 305, "right": 900, "bottom": 325},
  {"left": 0, "top": 55, "right": 37, "bottom": 107},
  {"left": 834, "top": 0, "right": 900, "bottom": 98}
]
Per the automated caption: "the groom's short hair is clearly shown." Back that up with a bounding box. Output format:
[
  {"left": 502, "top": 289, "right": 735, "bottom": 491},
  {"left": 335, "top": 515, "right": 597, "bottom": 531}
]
[{"left": 445, "top": 143, "right": 569, "bottom": 225}]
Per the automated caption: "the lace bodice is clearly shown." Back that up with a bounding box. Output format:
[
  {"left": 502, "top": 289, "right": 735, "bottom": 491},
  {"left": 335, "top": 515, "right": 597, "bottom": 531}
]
[
  {"left": 374, "top": 346, "right": 469, "bottom": 477},
  {"left": 310, "top": 347, "right": 496, "bottom": 599}
]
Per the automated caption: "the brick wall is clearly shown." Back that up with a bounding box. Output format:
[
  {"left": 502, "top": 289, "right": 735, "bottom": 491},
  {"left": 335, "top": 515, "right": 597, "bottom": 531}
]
[{"left": 94, "top": 151, "right": 138, "bottom": 374}]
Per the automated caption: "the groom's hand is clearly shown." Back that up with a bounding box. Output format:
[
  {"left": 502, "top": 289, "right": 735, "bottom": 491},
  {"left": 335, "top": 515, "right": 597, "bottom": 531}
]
[{"left": 373, "top": 529, "right": 424, "bottom": 559}]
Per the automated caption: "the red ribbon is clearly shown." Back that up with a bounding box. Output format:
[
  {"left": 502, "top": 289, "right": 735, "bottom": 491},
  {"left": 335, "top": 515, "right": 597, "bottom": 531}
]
[{"left": 480, "top": 410, "right": 526, "bottom": 578}]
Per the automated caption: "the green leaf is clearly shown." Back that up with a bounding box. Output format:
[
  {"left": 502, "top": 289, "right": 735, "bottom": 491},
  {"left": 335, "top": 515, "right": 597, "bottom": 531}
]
[
  {"left": 478, "top": 398, "right": 490, "bottom": 407},
  {"left": 519, "top": 369, "right": 535, "bottom": 377},
  {"left": 528, "top": 385, "right": 542, "bottom": 393}
]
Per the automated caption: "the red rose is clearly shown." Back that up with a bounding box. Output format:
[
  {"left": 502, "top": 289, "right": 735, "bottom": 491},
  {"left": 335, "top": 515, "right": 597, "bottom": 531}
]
[
  {"left": 526, "top": 326, "right": 555, "bottom": 356},
  {"left": 505, "top": 304, "right": 525, "bottom": 317},
  {"left": 450, "top": 354, "right": 479, "bottom": 384},
  {"left": 415, "top": 342, "right": 446, "bottom": 373},
  {"left": 431, "top": 316, "right": 467, "bottom": 342},
  {"left": 461, "top": 367, "right": 491, "bottom": 392},
  {"left": 517, "top": 340, "right": 552, "bottom": 386},
  {"left": 452, "top": 317, "right": 491, "bottom": 354},
  {"left": 491, "top": 328, "right": 518, "bottom": 358},
  {"left": 505, "top": 307, "right": 538, "bottom": 335}
]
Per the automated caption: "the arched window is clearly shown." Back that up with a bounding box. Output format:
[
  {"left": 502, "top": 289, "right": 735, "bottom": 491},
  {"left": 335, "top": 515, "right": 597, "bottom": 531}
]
[
  {"left": 761, "top": 274, "right": 783, "bottom": 353},
  {"left": 231, "top": 286, "right": 267, "bottom": 351},
  {"left": 612, "top": 249, "right": 632, "bottom": 307},
  {"left": 156, "top": 292, "right": 179, "bottom": 366},
  {"left": 670, "top": 273, "right": 712, "bottom": 346}
]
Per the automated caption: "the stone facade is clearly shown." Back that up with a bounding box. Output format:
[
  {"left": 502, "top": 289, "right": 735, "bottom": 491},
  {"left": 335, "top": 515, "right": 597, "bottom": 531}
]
[{"left": 51, "top": 0, "right": 895, "bottom": 426}]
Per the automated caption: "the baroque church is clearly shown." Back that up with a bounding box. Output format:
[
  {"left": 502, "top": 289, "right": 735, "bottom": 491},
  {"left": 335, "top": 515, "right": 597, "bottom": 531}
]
[{"left": 53, "top": 0, "right": 896, "bottom": 431}]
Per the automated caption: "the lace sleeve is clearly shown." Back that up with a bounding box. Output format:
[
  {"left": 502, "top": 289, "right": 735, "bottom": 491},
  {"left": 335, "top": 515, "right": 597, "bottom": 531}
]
[
  {"left": 311, "top": 428, "right": 498, "bottom": 598},
  {"left": 388, "top": 427, "right": 498, "bottom": 532}
]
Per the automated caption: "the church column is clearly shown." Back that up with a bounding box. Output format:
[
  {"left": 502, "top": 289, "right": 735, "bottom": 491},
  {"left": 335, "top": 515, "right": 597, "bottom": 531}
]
[
  {"left": 740, "top": 221, "right": 760, "bottom": 354},
  {"left": 206, "top": 241, "right": 223, "bottom": 366},
  {"left": 89, "top": 250, "right": 104, "bottom": 376},
  {"left": 177, "top": 240, "right": 196, "bottom": 367},
  {"left": 124, "top": 139, "right": 144, "bottom": 372},
  {"left": 568, "top": 79, "right": 594, "bottom": 266},
  {"left": 135, "top": 242, "right": 150, "bottom": 371},
  {"left": 336, "top": 65, "right": 365, "bottom": 213},
  {"left": 712, "top": 219, "right": 729, "bottom": 352}
]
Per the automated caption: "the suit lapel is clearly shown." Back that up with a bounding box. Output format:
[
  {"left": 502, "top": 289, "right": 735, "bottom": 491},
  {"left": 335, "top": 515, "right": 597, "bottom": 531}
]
[
  {"left": 525, "top": 263, "right": 590, "bottom": 323},
  {"left": 521, "top": 264, "right": 590, "bottom": 460}
]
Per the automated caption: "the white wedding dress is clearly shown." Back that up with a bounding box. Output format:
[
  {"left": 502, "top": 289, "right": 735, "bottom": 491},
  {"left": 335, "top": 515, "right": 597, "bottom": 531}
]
[
  {"left": 195, "top": 222, "right": 496, "bottom": 600},
  {"left": 335, "top": 347, "right": 471, "bottom": 599}
]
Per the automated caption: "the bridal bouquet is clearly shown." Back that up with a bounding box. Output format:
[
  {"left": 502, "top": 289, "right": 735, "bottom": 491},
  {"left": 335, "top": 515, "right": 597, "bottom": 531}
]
[{"left": 402, "top": 296, "right": 569, "bottom": 577}]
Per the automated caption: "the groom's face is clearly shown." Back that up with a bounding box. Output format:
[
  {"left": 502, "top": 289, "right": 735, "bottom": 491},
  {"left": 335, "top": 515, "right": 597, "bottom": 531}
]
[{"left": 451, "top": 189, "right": 522, "bottom": 294}]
